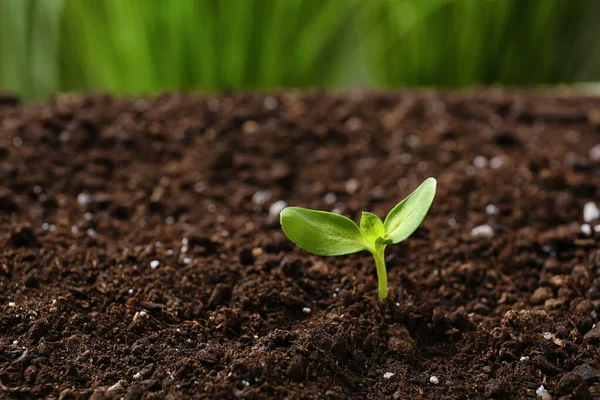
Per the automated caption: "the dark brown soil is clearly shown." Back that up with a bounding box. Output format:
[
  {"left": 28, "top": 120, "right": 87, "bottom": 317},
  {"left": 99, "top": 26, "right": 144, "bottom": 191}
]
[{"left": 1, "top": 90, "right": 599, "bottom": 399}]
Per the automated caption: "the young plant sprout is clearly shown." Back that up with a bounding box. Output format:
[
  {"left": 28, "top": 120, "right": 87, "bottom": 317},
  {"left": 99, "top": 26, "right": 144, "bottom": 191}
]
[{"left": 280, "top": 178, "right": 436, "bottom": 301}]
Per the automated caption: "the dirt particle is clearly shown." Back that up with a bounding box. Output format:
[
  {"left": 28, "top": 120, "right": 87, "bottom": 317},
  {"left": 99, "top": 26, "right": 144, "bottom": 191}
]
[
  {"left": 24, "top": 365, "right": 38, "bottom": 383},
  {"left": 555, "top": 372, "right": 592, "bottom": 399},
  {"left": 239, "top": 247, "right": 255, "bottom": 266},
  {"left": 58, "top": 389, "right": 76, "bottom": 400},
  {"left": 208, "top": 283, "right": 232, "bottom": 308},
  {"left": 531, "top": 287, "right": 553, "bottom": 305},
  {"left": 484, "top": 379, "right": 510, "bottom": 398},
  {"left": 583, "top": 325, "right": 600, "bottom": 344},
  {"left": 286, "top": 355, "right": 305, "bottom": 381},
  {"left": 26, "top": 320, "right": 49, "bottom": 343},
  {"left": 10, "top": 225, "right": 38, "bottom": 247}
]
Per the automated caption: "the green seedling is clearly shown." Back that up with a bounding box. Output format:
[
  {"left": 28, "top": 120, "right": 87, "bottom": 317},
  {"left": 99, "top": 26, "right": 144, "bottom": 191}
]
[{"left": 280, "top": 177, "right": 436, "bottom": 301}]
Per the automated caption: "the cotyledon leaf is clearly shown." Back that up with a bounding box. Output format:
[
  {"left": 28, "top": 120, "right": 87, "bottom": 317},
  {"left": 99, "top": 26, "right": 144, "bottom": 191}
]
[
  {"left": 280, "top": 207, "right": 367, "bottom": 256},
  {"left": 359, "top": 211, "right": 385, "bottom": 244},
  {"left": 383, "top": 177, "right": 437, "bottom": 244}
]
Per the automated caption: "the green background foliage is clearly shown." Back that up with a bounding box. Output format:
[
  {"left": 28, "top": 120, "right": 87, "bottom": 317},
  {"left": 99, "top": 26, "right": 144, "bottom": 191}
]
[{"left": 1, "top": 0, "right": 599, "bottom": 101}]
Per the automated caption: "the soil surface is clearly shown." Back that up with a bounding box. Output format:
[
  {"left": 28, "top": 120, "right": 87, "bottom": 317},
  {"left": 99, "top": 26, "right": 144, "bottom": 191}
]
[{"left": 0, "top": 90, "right": 600, "bottom": 399}]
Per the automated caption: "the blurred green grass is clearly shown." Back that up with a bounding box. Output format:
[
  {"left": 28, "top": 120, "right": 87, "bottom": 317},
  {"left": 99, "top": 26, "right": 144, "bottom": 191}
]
[{"left": 1, "top": 0, "right": 599, "bottom": 101}]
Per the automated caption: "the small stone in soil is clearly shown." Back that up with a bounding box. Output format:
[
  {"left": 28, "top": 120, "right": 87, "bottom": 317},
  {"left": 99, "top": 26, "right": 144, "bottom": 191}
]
[
  {"left": 520, "top": 356, "right": 529, "bottom": 362},
  {"left": 485, "top": 204, "right": 499, "bottom": 215},
  {"left": 383, "top": 372, "right": 394, "bottom": 379},
  {"left": 429, "top": 376, "right": 439, "bottom": 385},
  {"left": 252, "top": 190, "right": 271, "bottom": 205},
  {"left": 323, "top": 192, "right": 337, "bottom": 204},
  {"left": 536, "top": 385, "right": 547, "bottom": 395},
  {"left": 572, "top": 363, "right": 597, "bottom": 382},
  {"left": 580, "top": 224, "right": 592, "bottom": 236},
  {"left": 543, "top": 332, "right": 553, "bottom": 340},
  {"left": 345, "top": 179, "right": 359, "bottom": 194},
  {"left": 590, "top": 143, "right": 600, "bottom": 161},
  {"left": 471, "top": 224, "right": 494, "bottom": 238},
  {"left": 583, "top": 202, "right": 599, "bottom": 222},
  {"left": 150, "top": 260, "right": 160, "bottom": 269},
  {"left": 302, "top": 307, "right": 311, "bottom": 314},
  {"left": 269, "top": 200, "right": 287, "bottom": 216},
  {"left": 473, "top": 156, "right": 488, "bottom": 168},
  {"left": 490, "top": 156, "right": 503, "bottom": 169}
]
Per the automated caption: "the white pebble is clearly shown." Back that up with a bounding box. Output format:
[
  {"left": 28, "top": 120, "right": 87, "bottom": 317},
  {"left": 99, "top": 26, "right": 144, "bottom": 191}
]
[
  {"left": 77, "top": 193, "right": 93, "bottom": 206},
  {"left": 13, "top": 340, "right": 18, "bottom": 345},
  {"left": 331, "top": 204, "right": 345, "bottom": 214},
  {"left": 581, "top": 224, "right": 592, "bottom": 236},
  {"left": 42, "top": 223, "right": 49, "bottom": 230},
  {"left": 485, "top": 204, "right": 499, "bottom": 215},
  {"left": 71, "top": 226, "right": 79, "bottom": 234},
  {"left": 84, "top": 212, "right": 93, "bottom": 221},
  {"left": 520, "top": 356, "right": 529, "bottom": 362},
  {"left": 269, "top": 200, "right": 287, "bottom": 216},
  {"left": 490, "top": 156, "right": 504, "bottom": 169},
  {"left": 429, "top": 376, "right": 440, "bottom": 385},
  {"left": 183, "top": 257, "right": 192, "bottom": 265},
  {"left": 583, "top": 202, "right": 599, "bottom": 222},
  {"left": 193, "top": 182, "right": 205, "bottom": 193},
  {"left": 139, "top": 311, "right": 147, "bottom": 317},
  {"left": 128, "top": 289, "right": 134, "bottom": 295},
  {"left": 8, "top": 302, "right": 16, "bottom": 307},
  {"left": 471, "top": 224, "right": 494, "bottom": 239},
  {"left": 133, "top": 372, "right": 141, "bottom": 379},
  {"left": 252, "top": 190, "right": 271, "bottom": 205},
  {"left": 406, "top": 135, "right": 419, "bottom": 148},
  {"left": 59, "top": 131, "right": 71, "bottom": 142},
  {"left": 590, "top": 143, "right": 600, "bottom": 161},
  {"left": 383, "top": 372, "right": 395, "bottom": 379},
  {"left": 595, "top": 225, "right": 600, "bottom": 233},
  {"left": 473, "top": 156, "right": 488, "bottom": 168},
  {"left": 263, "top": 96, "right": 278, "bottom": 110},
  {"left": 87, "top": 228, "right": 96, "bottom": 237},
  {"left": 150, "top": 260, "right": 160, "bottom": 269},
  {"left": 302, "top": 307, "right": 311, "bottom": 314},
  {"left": 345, "top": 179, "right": 359, "bottom": 194},
  {"left": 536, "top": 385, "right": 547, "bottom": 396},
  {"left": 543, "top": 332, "right": 553, "bottom": 340},
  {"left": 323, "top": 193, "right": 337, "bottom": 205}
]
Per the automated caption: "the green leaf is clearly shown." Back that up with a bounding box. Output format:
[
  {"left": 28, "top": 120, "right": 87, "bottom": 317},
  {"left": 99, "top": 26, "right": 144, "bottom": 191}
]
[
  {"left": 280, "top": 207, "right": 367, "bottom": 256},
  {"left": 383, "top": 177, "right": 437, "bottom": 244},
  {"left": 359, "top": 211, "right": 385, "bottom": 244}
]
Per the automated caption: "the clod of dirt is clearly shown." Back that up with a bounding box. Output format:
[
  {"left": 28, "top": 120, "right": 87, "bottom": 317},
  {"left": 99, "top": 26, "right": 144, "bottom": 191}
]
[
  {"left": 10, "top": 225, "right": 39, "bottom": 247},
  {"left": 484, "top": 379, "right": 511, "bottom": 399},
  {"left": 26, "top": 320, "right": 50, "bottom": 343},
  {"left": 583, "top": 325, "right": 600, "bottom": 344},
  {"left": 0, "top": 189, "right": 19, "bottom": 213},
  {"left": 208, "top": 283, "right": 232, "bottom": 308},
  {"left": 554, "top": 372, "right": 592, "bottom": 399},
  {"left": 572, "top": 364, "right": 597, "bottom": 383},
  {"left": 531, "top": 287, "right": 554, "bottom": 305}
]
